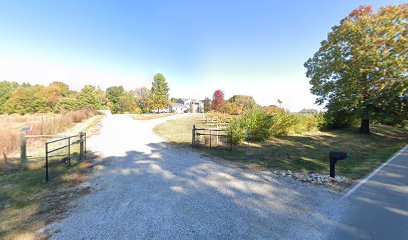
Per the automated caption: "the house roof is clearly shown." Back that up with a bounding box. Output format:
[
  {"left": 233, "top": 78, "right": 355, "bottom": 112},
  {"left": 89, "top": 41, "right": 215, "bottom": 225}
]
[
  {"left": 299, "top": 108, "right": 318, "bottom": 113},
  {"left": 170, "top": 103, "right": 187, "bottom": 108}
]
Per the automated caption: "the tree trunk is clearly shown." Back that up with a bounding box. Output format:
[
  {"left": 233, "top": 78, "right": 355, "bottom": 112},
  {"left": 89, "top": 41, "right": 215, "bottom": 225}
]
[{"left": 359, "top": 118, "right": 370, "bottom": 134}]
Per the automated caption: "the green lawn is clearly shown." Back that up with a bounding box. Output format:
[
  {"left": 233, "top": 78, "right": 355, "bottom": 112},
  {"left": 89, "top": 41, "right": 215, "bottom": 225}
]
[
  {"left": 154, "top": 114, "right": 408, "bottom": 179},
  {"left": 131, "top": 113, "right": 176, "bottom": 120}
]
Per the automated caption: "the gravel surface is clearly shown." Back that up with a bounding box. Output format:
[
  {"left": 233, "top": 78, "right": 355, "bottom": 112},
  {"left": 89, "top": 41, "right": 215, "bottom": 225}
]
[{"left": 47, "top": 114, "right": 345, "bottom": 239}]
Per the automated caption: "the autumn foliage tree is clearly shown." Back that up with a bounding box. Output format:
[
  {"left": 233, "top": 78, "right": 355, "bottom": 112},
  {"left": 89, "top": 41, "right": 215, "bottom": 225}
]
[
  {"left": 305, "top": 4, "right": 408, "bottom": 133},
  {"left": 212, "top": 90, "right": 225, "bottom": 112},
  {"left": 149, "top": 73, "right": 170, "bottom": 112}
]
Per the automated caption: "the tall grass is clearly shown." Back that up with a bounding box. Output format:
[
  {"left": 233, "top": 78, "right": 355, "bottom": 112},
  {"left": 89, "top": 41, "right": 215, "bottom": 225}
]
[
  {"left": 229, "top": 108, "right": 324, "bottom": 143},
  {"left": 0, "top": 109, "right": 96, "bottom": 157}
]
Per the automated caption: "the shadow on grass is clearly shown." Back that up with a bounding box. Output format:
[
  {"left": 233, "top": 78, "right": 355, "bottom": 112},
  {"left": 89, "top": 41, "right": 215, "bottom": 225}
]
[
  {"left": 0, "top": 153, "right": 97, "bottom": 240},
  {"left": 166, "top": 125, "right": 408, "bottom": 179}
]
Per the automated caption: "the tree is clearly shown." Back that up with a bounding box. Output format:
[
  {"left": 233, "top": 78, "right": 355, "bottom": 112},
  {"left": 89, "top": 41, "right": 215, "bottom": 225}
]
[
  {"left": 135, "top": 87, "right": 151, "bottom": 113},
  {"left": 55, "top": 97, "right": 80, "bottom": 112},
  {"left": 118, "top": 91, "right": 138, "bottom": 113},
  {"left": 212, "top": 90, "right": 225, "bottom": 112},
  {"left": 202, "top": 97, "right": 212, "bottom": 113},
  {"left": 42, "top": 82, "right": 70, "bottom": 111},
  {"left": 76, "top": 85, "right": 107, "bottom": 110},
  {"left": 3, "top": 85, "right": 49, "bottom": 114},
  {"left": 149, "top": 73, "right": 170, "bottom": 112},
  {"left": 228, "top": 95, "right": 257, "bottom": 114},
  {"left": 106, "top": 86, "right": 125, "bottom": 113},
  {"left": 0, "top": 81, "right": 19, "bottom": 113},
  {"left": 305, "top": 4, "right": 408, "bottom": 133}
]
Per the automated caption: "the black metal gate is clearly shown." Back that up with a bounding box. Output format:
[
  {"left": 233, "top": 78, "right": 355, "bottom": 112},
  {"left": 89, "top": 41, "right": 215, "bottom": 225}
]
[
  {"left": 45, "top": 131, "right": 87, "bottom": 181},
  {"left": 192, "top": 125, "right": 232, "bottom": 150}
]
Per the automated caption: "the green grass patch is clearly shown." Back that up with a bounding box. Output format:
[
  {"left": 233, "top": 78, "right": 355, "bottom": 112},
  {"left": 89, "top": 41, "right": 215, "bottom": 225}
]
[
  {"left": 131, "top": 113, "right": 176, "bottom": 120},
  {"left": 0, "top": 158, "right": 94, "bottom": 240},
  {"left": 154, "top": 114, "right": 408, "bottom": 179},
  {"left": 154, "top": 114, "right": 205, "bottom": 144}
]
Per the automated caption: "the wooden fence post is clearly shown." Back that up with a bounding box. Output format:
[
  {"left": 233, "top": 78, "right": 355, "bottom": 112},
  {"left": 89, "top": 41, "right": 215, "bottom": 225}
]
[
  {"left": 192, "top": 125, "right": 196, "bottom": 147},
  {"left": 20, "top": 131, "right": 27, "bottom": 169}
]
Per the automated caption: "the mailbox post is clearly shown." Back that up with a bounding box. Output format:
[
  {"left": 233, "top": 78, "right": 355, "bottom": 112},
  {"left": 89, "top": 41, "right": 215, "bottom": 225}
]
[
  {"left": 246, "top": 130, "right": 252, "bottom": 145},
  {"left": 329, "top": 151, "right": 347, "bottom": 178}
]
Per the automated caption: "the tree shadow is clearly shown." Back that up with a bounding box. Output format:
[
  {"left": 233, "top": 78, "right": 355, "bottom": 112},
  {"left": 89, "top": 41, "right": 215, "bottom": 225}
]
[{"left": 48, "top": 141, "right": 346, "bottom": 239}]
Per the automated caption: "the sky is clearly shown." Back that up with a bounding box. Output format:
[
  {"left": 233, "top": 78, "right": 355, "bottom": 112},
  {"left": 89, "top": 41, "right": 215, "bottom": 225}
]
[{"left": 0, "top": 0, "right": 405, "bottom": 111}]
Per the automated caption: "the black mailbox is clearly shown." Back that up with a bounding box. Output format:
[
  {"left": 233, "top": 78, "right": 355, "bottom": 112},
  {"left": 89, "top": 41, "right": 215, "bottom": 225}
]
[{"left": 329, "top": 151, "right": 347, "bottom": 178}]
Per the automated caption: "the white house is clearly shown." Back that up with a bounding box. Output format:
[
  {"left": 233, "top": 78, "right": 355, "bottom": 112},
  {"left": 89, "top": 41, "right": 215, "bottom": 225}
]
[
  {"left": 176, "top": 98, "right": 204, "bottom": 113},
  {"left": 170, "top": 103, "right": 188, "bottom": 113}
]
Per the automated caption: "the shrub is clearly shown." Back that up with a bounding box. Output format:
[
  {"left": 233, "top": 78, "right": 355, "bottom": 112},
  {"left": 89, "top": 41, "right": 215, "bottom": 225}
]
[
  {"left": 229, "top": 107, "right": 273, "bottom": 143},
  {"left": 229, "top": 108, "right": 324, "bottom": 143}
]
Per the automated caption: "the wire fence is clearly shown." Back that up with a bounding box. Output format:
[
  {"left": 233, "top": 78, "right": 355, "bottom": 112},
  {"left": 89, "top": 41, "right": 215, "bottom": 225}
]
[{"left": 192, "top": 125, "right": 232, "bottom": 151}]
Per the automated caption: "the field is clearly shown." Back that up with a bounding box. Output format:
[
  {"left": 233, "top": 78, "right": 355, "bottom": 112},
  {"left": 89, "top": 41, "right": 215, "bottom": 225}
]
[
  {"left": 154, "top": 114, "right": 408, "bottom": 179},
  {"left": 0, "top": 110, "right": 98, "bottom": 160},
  {"left": 131, "top": 113, "right": 176, "bottom": 120}
]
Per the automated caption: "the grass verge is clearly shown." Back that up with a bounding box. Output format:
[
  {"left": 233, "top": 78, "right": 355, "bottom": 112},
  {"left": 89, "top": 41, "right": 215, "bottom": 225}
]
[
  {"left": 0, "top": 157, "right": 98, "bottom": 240},
  {"left": 131, "top": 113, "right": 176, "bottom": 120},
  {"left": 154, "top": 114, "right": 408, "bottom": 179}
]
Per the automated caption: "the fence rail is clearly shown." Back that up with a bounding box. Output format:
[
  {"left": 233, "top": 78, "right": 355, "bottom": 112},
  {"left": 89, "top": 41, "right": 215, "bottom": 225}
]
[
  {"left": 45, "top": 131, "right": 87, "bottom": 181},
  {"left": 192, "top": 125, "right": 232, "bottom": 151}
]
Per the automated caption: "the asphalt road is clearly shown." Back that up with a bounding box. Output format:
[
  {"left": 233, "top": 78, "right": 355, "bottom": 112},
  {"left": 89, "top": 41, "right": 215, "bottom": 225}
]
[{"left": 329, "top": 145, "right": 408, "bottom": 240}]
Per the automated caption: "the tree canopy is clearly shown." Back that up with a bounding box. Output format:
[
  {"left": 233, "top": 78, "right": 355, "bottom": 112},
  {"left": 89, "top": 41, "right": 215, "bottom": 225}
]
[
  {"left": 0, "top": 81, "right": 19, "bottom": 113},
  {"left": 304, "top": 4, "right": 408, "bottom": 133},
  {"left": 212, "top": 89, "right": 225, "bottom": 112},
  {"left": 149, "top": 73, "right": 170, "bottom": 111}
]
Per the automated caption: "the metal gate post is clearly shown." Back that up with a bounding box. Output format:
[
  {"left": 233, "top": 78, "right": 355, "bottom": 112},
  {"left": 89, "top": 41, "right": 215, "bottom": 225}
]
[
  {"left": 210, "top": 130, "right": 212, "bottom": 148},
  {"left": 20, "top": 131, "right": 27, "bottom": 169},
  {"left": 330, "top": 157, "right": 336, "bottom": 178},
  {"left": 79, "top": 131, "right": 84, "bottom": 160},
  {"left": 192, "top": 125, "right": 196, "bottom": 147},
  {"left": 45, "top": 143, "right": 49, "bottom": 182},
  {"left": 68, "top": 137, "right": 71, "bottom": 166}
]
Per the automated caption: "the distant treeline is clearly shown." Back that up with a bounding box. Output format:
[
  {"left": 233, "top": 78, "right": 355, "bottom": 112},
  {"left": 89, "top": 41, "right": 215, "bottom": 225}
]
[{"left": 0, "top": 73, "right": 170, "bottom": 114}]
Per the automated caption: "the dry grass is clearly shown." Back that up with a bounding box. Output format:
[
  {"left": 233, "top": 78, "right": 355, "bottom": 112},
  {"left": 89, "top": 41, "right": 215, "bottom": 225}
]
[{"left": 0, "top": 110, "right": 97, "bottom": 158}]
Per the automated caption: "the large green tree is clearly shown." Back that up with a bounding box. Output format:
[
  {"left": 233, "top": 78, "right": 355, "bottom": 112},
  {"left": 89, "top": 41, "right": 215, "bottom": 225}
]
[
  {"left": 76, "top": 85, "right": 107, "bottom": 110},
  {"left": 149, "top": 73, "right": 170, "bottom": 112},
  {"left": 305, "top": 4, "right": 407, "bottom": 133},
  {"left": 106, "top": 86, "right": 125, "bottom": 113},
  {"left": 135, "top": 87, "right": 151, "bottom": 113},
  {"left": 42, "top": 81, "right": 70, "bottom": 111},
  {"left": 0, "top": 81, "right": 19, "bottom": 113},
  {"left": 3, "top": 85, "right": 49, "bottom": 114}
]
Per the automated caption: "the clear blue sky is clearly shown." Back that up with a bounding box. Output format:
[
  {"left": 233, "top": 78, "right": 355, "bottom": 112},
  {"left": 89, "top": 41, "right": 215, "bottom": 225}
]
[{"left": 0, "top": 0, "right": 404, "bottom": 111}]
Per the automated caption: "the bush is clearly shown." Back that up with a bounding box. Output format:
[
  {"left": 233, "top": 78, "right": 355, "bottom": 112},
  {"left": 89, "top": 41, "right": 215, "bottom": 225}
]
[
  {"left": 229, "top": 108, "right": 273, "bottom": 143},
  {"left": 229, "top": 108, "right": 324, "bottom": 143}
]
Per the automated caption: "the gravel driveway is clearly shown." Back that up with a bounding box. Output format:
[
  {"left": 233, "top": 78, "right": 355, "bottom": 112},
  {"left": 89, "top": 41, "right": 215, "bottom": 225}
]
[{"left": 48, "top": 114, "right": 344, "bottom": 239}]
